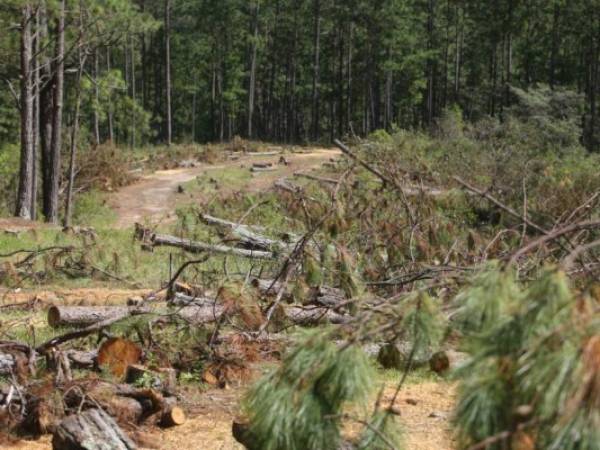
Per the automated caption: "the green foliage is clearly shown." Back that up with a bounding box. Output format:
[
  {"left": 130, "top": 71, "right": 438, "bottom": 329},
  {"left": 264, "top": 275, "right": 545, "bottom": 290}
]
[
  {"left": 72, "top": 190, "right": 117, "bottom": 227},
  {"left": 0, "top": 143, "right": 19, "bottom": 215},
  {"left": 243, "top": 330, "right": 377, "bottom": 450},
  {"left": 453, "top": 265, "right": 600, "bottom": 450}
]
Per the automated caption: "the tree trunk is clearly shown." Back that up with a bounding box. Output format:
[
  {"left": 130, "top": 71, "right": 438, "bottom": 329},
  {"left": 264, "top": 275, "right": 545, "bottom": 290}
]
[
  {"left": 48, "top": 305, "right": 151, "bottom": 328},
  {"left": 107, "top": 46, "right": 115, "bottom": 143},
  {"left": 16, "top": 4, "right": 34, "bottom": 220},
  {"left": 164, "top": 0, "right": 172, "bottom": 146},
  {"left": 64, "top": 32, "right": 86, "bottom": 228},
  {"left": 311, "top": 0, "right": 321, "bottom": 141},
  {"left": 130, "top": 34, "right": 137, "bottom": 148},
  {"left": 247, "top": 2, "right": 260, "bottom": 139},
  {"left": 44, "top": 0, "right": 65, "bottom": 224},
  {"left": 31, "top": 6, "right": 41, "bottom": 221},
  {"left": 93, "top": 50, "right": 100, "bottom": 146}
]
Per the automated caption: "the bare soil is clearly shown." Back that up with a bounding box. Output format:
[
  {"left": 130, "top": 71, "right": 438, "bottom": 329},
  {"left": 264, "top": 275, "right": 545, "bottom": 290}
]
[
  {"left": 8, "top": 381, "right": 456, "bottom": 450},
  {"left": 109, "top": 148, "right": 339, "bottom": 228}
]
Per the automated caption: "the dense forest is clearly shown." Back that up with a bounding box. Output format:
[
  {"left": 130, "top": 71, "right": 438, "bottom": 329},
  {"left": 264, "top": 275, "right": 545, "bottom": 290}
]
[
  {"left": 2, "top": 2, "right": 600, "bottom": 449},
  {"left": 2, "top": 1, "right": 600, "bottom": 224},
  {"left": 3, "top": 0, "right": 600, "bottom": 146}
]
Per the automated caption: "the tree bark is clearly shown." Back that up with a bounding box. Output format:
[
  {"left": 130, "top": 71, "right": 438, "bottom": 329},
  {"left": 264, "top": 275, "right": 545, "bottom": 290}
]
[
  {"left": 44, "top": 0, "right": 65, "bottom": 224},
  {"left": 247, "top": 2, "right": 260, "bottom": 138},
  {"left": 52, "top": 408, "right": 137, "bottom": 450},
  {"left": 164, "top": 0, "right": 172, "bottom": 146},
  {"left": 311, "top": 0, "right": 321, "bottom": 140},
  {"left": 64, "top": 21, "right": 87, "bottom": 228},
  {"left": 150, "top": 233, "right": 276, "bottom": 259},
  {"left": 16, "top": 4, "right": 35, "bottom": 220}
]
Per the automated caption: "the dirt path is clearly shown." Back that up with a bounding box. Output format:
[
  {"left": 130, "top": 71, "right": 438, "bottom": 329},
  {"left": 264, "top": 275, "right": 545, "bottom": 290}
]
[{"left": 109, "top": 148, "right": 340, "bottom": 228}]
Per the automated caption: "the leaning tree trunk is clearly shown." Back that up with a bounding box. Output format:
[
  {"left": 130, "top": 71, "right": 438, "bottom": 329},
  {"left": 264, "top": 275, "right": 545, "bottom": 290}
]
[{"left": 16, "top": 4, "right": 34, "bottom": 220}]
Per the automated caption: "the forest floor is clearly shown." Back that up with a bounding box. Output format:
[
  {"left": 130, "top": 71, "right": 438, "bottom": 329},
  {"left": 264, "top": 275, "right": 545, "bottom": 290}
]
[{"left": 0, "top": 146, "right": 457, "bottom": 450}]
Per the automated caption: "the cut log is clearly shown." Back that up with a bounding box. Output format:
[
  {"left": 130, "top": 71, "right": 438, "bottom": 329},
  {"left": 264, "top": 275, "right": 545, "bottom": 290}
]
[
  {"left": 286, "top": 306, "right": 351, "bottom": 325},
  {"left": 252, "top": 279, "right": 346, "bottom": 309},
  {"left": 252, "top": 162, "right": 273, "bottom": 169},
  {"left": 160, "top": 403, "right": 186, "bottom": 427},
  {"left": 377, "top": 342, "right": 432, "bottom": 370},
  {"left": 48, "top": 305, "right": 150, "bottom": 328},
  {"left": 250, "top": 166, "right": 276, "bottom": 173},
  {"left": 200, "top": 213, "right": 290, "bottom": 252},
  {"left": 151, "top": 233, "right": 275, "bottom": 260},
  {"left": 52, "top": 408, "right": 137, "bottom": 450},
  {"left": 293, "top": 171, "right": 339, "bottom": 185},
  {"left": 168, "top": 293, "right": 215, "bottom": 307},
  {"left": 46, "top": 305, "right": 226, "bottom": 331},
  {"left": 429, "top": 350, "right": 469, "bottom": 374},
  {"left": 65, "top": 350, "right": 97, "bottom": 369},
  {"left": 0, "top": 353, "right": 15, "bottom": 375},
  {"left": 250, "top": 278, "right": 291, "bottom": 300},
  {"left": 309, "top": 286, "right": 347, "bottom": 309},
  {"left": 175, "top": 305, "right": 226, "bottom": 324}
]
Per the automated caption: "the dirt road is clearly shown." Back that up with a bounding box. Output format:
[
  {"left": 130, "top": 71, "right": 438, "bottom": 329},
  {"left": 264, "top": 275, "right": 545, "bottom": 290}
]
[{"left": 109, "top": 148, "right": 340, "bottom": 228}]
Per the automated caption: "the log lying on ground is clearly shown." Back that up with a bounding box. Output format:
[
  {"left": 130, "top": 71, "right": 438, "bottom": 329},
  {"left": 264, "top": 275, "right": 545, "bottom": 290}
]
[
  {"left": 251, "top": 279, "right": 347, "bottom": 310},
  {"left": 429, "top": 349, "right": 469, "bottom": 374},
  {"left": 286, "top": 306, "right": 351, "bottom": 325},
  {"left": 250, "top": 278, "right": 292, "bottom": 300},
  {"left": 48, "top": 305, "right": 151, "bottom": 328},
  {"left": 200, "top": 213, "right": 293, "bottom": 251},
  {"left": 252, "top": 162, "right": 273, "bottom": 169},
  {"left": 293, "top": 171, "right": 339, "bottom": 185},
  {"left": 63, "top": 382, "right": 185, "bottom": 428},
  {"left": 250, "top": 166, "right": 276, "bottom": 173},
  {"left": 52, "top": 408, "right": 137, "bottom": 450},
  {"left": 64, "top": 350, "right": 97, "bottom": 369},
  {"left": 47, "top": 305, "right": 226, "bottom": 329},
  {"left": 151, "top": 233, "right": 275, "bottom": 260},
  {"left": 169, "top": 292, "right": 215, "bottom": 307},
  {"left": 377, "top": 342, "right": 432, "bottom": 369},
  {"left": 0, "top": 353, "right": 15, "bottom": 375}
]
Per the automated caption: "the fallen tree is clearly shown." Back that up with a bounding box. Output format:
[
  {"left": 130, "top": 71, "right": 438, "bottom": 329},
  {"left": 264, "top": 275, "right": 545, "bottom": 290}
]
[{"left": 150, "top": 233, "right": 275, "bottom": 260}]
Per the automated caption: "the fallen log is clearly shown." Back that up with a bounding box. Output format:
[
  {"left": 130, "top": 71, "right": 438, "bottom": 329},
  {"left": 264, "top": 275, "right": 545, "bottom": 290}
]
[
  {"left": 52, "top": 408, "right": 137, "bottom": 450},
  {"left": 64, "top": 350, "right": 96, "bottom": 369},
  {"left": 377, "top": 342, "right": 432, "bottom": 370},
  {"left": 286, "top": 306, "right": 350, "bottom": 325},
  {"left": 168, "top": 292, "right": 215, "bottom": 307},
  {"left": 151, "top": 233, "right": 275, "bottom": 260},
  {"left": 47, "top": 305, "right": 226, "bottom": 329},
  {"left": 252, "top": 162, "right": 273, "bottom": 169},
  {"left": 63, "top": 382, "right": 185, "bottom": 428},
  {"left": 0, "top": 353, "right": 15, "bottom": 375},
  {"left": 251, "top": 279, "right": 347, "bottom": 310},
  {"left": 200, "top": 213, "right": 291, "bottom": 251},
  {"left": 251, "top": 166, "right": 276, "bottom": 173},
  {"left": 48, "top": 305, "right": 151, "bottom": 328},
  {"left": 293, "top": 171, "right": 339, "bottom": 185},
  {"left": 429, "top": 349, "right": 469, "bottom": 374}
]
